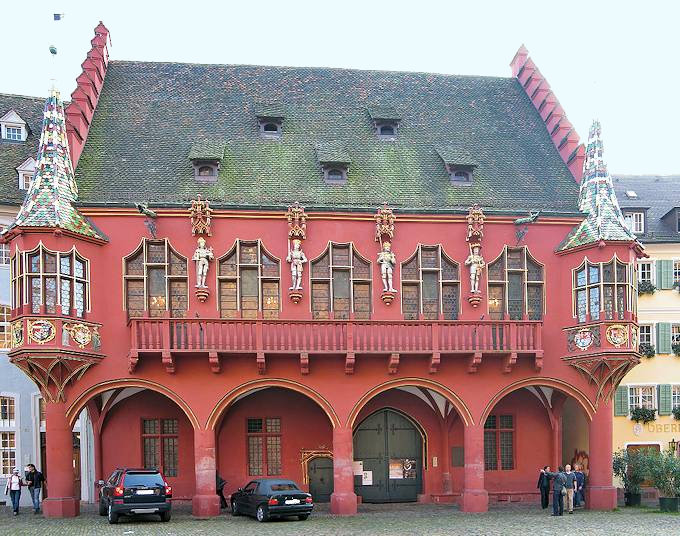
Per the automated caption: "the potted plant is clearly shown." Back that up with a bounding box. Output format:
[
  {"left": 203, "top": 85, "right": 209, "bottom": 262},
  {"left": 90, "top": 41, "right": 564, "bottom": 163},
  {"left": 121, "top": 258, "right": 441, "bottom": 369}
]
[
  {"left": 630, "top": 406, "right": 657, "bottom": 423},
  {"left": 642, "top": 449, "right": 680, "bottom": 512},
  {"left": 638, "top": 281, "right": 657, "bottom": 295},
  {"left": 639, "top": 343, "right": 656, "bottom": 358},
  {"left": 613, "top": 449, "right": 646, "bottom": 506},
  {"left": 672, "top": 406, "right": 680, "bottom": 421}
]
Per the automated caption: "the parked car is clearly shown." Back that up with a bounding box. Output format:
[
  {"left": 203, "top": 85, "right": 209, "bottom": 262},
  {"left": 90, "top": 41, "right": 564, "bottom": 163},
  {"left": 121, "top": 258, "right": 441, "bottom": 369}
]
[
  {"left": 231, "top": 479, "right": 313, "bottom": 522},
  {"left": 98, "top": 468, "right": 172, "bottom": 524}
]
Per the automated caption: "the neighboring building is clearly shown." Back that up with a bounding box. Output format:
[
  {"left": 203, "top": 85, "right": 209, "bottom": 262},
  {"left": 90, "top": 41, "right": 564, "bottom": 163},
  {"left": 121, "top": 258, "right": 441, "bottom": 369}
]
[
  {"left": 0, "top": 95, "right": 95, "bottom": 506},
  {"left": 612, "top": 176, "right": 680, "bottom": 467},
  {"left": 3, "top": 24, "right": 644, "bottom": 519}
]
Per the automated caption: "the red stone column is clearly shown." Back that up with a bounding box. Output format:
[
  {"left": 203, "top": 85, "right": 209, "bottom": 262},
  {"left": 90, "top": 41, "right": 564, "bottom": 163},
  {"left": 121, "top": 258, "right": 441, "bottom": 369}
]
[
  {"left": 42, "top": 401, "right": 79, "bottom": 518},
  {"left": 461, "top": 423, "right": 488, "bottom": 512},
  {"left": 440, "top": 419, "right": 452, "bottom": 494},
  {"left": 192, "top": 428, "right": 220, "bottom": 517},
  {"left": 330, "top": 426, "right": 357, "bottom": 515},
  {"left": 587, "top": 402, "right": 617, "bottom": 510}
]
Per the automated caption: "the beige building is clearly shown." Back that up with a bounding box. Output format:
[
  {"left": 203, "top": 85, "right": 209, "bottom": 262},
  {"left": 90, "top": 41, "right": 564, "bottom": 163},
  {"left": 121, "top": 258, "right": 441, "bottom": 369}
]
[{"left": 612, "top": 175, "right": 680, "bottom": 459}]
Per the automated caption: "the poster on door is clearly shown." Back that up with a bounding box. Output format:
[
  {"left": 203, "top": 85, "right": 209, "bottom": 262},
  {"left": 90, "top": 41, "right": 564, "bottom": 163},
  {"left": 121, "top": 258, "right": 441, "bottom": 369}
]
[
  {"left": 389, "top": 458, "right": 417, "bottom": 479},
  {"left": 361, "top": 470, "right": 373, "bottom": 485}
]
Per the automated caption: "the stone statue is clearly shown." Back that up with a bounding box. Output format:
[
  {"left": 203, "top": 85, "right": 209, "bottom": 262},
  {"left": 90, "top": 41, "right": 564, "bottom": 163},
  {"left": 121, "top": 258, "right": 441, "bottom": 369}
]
[
  {"left": 465, "top": 244, "right": 485, "bottom": 294},
  {"left": 192, "top": 237, "right": 214, "bottom": 288},
  {"left": 377, "top": 241, "right": 397, "bottom": 292},
  {"left": 286, "top": 239, "right": 307, "bottom": 290}
]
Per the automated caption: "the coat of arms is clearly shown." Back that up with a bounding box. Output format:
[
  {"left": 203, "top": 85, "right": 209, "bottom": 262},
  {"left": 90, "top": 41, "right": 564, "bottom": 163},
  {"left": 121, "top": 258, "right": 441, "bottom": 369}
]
[
  {"left": 11, "top": 321, "right": 23, "bottom": 348},
  {"left": 574, "top": 328, "right": 594, "bottom": 351},
  {"left": 67, "top": 323, "right": 92, "bottom": 349},
  {"left": 606, "top": 324, "right": 628, "bottom": 348},
  {"left": 28, "top": 319, "right": 56, "bottom": 344}
]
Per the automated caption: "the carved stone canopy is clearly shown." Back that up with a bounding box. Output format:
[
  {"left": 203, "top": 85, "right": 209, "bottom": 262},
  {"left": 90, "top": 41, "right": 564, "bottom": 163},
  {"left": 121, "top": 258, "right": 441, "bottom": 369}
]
[
  {"left": 190, "top": 195, "right": 213, "bottom": 236},
  {"left": 287, "top": 202, "right": 307, "bottom": 240},
  {"left": 375, "top": 204, "right": 395, "bottom": 242},
  {"left": 466, "top": 204, "right": 485, "bottom": 246}
]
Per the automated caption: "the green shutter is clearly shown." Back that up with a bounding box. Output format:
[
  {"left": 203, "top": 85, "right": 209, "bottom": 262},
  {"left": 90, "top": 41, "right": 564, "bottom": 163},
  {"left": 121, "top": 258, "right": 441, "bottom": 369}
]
[
  {"left": 658, "top": 385, "right": 672, "bottom": 415},
  {"left": 656, "top": 260, "right": 674, "bottom": 289},
  {"left": 614, "top": 386, "right": 629, "bottom": 416},
  {"left": 657, "top": 323, "right": 672, "bottom": 354}
]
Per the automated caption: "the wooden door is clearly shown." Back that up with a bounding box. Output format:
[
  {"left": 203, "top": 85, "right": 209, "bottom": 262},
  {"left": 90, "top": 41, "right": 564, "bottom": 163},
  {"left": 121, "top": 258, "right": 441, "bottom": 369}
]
[{"left": 308, "top": 456, "right": 333, "bottom": 502}]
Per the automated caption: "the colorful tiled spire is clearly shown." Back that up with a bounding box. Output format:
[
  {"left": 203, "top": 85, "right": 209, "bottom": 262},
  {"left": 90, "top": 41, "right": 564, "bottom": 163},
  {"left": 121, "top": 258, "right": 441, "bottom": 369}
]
[
  {"left": 11, "top": 89, "right": 105, "bottom": 240},
  {"left": 557, "top": 120, "right": 636, "bottom": 251}
]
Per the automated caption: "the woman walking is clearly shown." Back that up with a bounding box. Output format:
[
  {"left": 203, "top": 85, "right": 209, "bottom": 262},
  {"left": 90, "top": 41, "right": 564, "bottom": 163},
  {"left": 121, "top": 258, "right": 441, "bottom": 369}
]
[{"left": 4, "top": 467, "right": 25, "bottom": 515}]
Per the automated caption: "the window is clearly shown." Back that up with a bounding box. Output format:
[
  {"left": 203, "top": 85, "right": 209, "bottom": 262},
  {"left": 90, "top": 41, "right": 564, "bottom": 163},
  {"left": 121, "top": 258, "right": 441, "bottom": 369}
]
[
  {"left": 0, "top": 306, "right": 10, "bottom": 349},
  {"left": 4, "top": 126, "right": 21, "bottom": 141},
  {"left": 624, "top": 211, "right": 644, "bottom": 234},
  {"left": 628, "top": 386, "right": 655, "bottom": 411},
  {"left": 639, "top": 325, "right": 652, "bottom": 346},
  {"left": 672, "top": 324, "right": 680, "bottom": 345},
  {"left": 401, "top": 245, "right": 460, "bottom": 320},
  {"left": 1, "top": 431, "right": 16, "bottom": 476},
  {"left": 323, "top": 166, "right": 348, "bottom": 184},
  {"left": 677, "top": 211, "right": 680, "bottom": 233},
  {"left": 11, "top": 245, "right": 90, "bottom": 317},
  {"left": 376, "top": 121, "right": 398, "bottom": 139},
  {"left": 246, "top": 417, "right": 281, "bottom": 476},
  {"left": 141, "top": 418, "right": 178, "bottom": 477},
  {"left": 674, "top": 261, "right": 680, "bottom": 284},
  {"left": 19, "top": 173, "right": 33, "bottom": 190},
  {"left": 311, "top": 243, "right": 371, "bottom": 319},
  {"left": 0, "top": 397, "right": 15, "bottom": 427},
  {"left": 0, "top": 227, "right": 8, "bottom": 265},
  {"left": 259, "top": 121, "right": 282, "bottom": 138},
  {"left": 673, "top": 386, "right": 680, "bottom": 410},
  {"left": 217, "top": 240, "right": 280, "bottom": 319},
  {"left": 573, "top": 258, "right": 635, "bottom": 323},
  {"left": 451, "top": 170, "right": 472, "bottom": 183},
  {"left": 378, "top": 124, "right": 395, "bottom": 137},
  {"left": 625, "top": 190, "right": 638, "bottom": 199},
  {"left": 487, "top": 246, "right": 544, "bottom": 320},
  {"left": 198, "top": 165, "right": 215, "bottom": 177},
  {"left": 192, "top": 161, "right": 219, "bottom": 181},
  {"left": 124, "top": 239, "right": 188, "bottom": 318},
  {"left": 638, "top": 261, "right": 652, "bottom": 283},
  {"left": 484, "top": 415, "right": 514, "bottom": 471}
]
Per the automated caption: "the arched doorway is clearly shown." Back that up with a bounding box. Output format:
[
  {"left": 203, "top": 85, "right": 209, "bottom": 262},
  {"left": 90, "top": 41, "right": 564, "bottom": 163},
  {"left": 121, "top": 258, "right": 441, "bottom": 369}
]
[{"left": 354, "top": 408, "right": 423, "bottom": 503}]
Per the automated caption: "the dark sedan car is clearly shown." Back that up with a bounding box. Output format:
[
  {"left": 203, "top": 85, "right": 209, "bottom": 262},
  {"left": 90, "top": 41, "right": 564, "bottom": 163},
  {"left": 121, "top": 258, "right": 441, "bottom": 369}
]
[
  {"left": 231, "top": 479, "right": 313, "bottom": 522},
  {"left": 98, "top": 468, "right": 172, "bottom": 524}
]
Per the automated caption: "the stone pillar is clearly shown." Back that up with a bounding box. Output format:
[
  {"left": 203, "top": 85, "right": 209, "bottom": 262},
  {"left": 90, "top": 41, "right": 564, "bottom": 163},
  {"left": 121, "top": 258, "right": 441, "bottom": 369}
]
[
  {"left": 330, "top": 426, "right": 357, "bottom": 515},
  {"left": 461, "top": 423, "right": 488, "bottom": 512},
  {"left": 43, "top": 401, "right": 80, "bottom": 518},
  {"left": 192, "top": 428, "right": 220, "bottom": 517},
  {"left": 587, "top": 402, "right": 617, "bottom": 510},
  {"left": 440, "top": 419, "right": 452, "bottom": 494}
]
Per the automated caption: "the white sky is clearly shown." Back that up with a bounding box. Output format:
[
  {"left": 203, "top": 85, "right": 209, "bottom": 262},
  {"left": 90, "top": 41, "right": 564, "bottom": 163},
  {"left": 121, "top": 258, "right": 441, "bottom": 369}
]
[{"left": 2, "top": 0, "right": 678, "bottom": 174}]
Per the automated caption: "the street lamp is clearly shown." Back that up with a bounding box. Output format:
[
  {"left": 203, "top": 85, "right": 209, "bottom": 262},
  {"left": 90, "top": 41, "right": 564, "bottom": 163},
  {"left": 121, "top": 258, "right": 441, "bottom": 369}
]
[{"left": 669, "top": 437, "right": 678, "bottom": 455}]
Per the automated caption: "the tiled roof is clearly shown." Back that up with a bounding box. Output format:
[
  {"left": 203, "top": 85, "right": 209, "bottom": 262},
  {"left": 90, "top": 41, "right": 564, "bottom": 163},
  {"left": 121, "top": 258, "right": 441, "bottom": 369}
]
[
  {"left": 188, "top": 140, "right": 226, "bottom": 161},
  {"left": 315, "top": 141, "right": 351, "bottom": 166},
  {"left": 73, "top": 61, "right": 582, "bottom": 213},
  {"left": 0, "top": 93, "right": 45, "bottom": 205},
  {"left": 436, "top": 146, "right": 478, "bottom": 167},
  {"left": 613, "top": 175, "right": 680, "bottom": 244},
  {"left": 10, "top": 90, "right": 105, "bottom": 240},
  {"left": 558, "top": 121, "right": 637, "bottom": 251}
]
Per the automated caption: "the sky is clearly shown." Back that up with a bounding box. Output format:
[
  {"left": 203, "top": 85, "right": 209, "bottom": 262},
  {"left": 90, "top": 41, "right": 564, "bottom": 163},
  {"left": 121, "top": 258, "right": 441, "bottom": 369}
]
[{"left": 1, "top": 0, "right": 678, "bottom": 175}]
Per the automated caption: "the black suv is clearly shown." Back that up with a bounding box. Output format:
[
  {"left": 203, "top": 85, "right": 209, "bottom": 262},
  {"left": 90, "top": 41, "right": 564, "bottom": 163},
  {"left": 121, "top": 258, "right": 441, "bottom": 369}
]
[{"left": 98, "top": 468, "right": 172, "bottom": 524}]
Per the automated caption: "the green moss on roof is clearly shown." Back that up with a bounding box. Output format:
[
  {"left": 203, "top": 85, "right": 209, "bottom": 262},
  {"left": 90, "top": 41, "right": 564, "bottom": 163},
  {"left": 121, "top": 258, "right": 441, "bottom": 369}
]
[
  {"left": 74, "top": 61, "right": 581, "bottom": 213},
  {"left": 367, "top": 105, "right": 401, "bottom": 121},
  {"left": 315, "top": 141, "right": 351, "bottom": 165},
  {"left": 436, "top": 146, "right": 478, "bottom": 167},
  {"left": 188, "top": 139, "right": 225, "bottom": 161}
]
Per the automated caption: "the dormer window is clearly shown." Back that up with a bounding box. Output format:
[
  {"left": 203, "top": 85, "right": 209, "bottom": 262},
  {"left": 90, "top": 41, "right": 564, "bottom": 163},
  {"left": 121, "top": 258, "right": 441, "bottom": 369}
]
[
  {"left": 316, "top": 143, "right": 351, "bottom": 185},
  {"left": 624, "top": 211, "right": 645, "bottom": 234},
  {"left": 368, "top": 106, "right": 401, "bottom": 140},
  {"left": 258, "top": 119, "right": 283, "bottom": 139},
  {"left": 255, "top": 104, "right": 285, "bottom": 140},
  {"left": 324, "top": 167, "right": 347, "bottom": 183},
  {"left": 188, "top": 140, "right": 224, "bottom": 182},
  {"left": 198, "top": 165, "right": 216, "bottom": 177},
  {"left": 16, "top": 157, "right": 36, "bottom": 190},
  {"left": 452, "top": 170, "right": 472, "bottom": 183},
  {"left": 1, "top": 110, "right": 28, "bottom": 141},
  {"left": 436, "top": 147, "right": 477, "bottom": 186}
]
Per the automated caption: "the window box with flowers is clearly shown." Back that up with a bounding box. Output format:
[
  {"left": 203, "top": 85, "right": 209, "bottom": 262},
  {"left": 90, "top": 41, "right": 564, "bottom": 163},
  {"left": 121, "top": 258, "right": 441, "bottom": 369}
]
[
  {"left": 637, "top": 281, "right": 656, "bottom": 295},
  {"left": 672, "top": 406, "right": 680, "bottom": 421},
  {"left": 673, "top": 344, "right": 680, "bottom": 357},
  {"left": 639, "top": 343, "right": 656, "bottom": 358},
  {"left": 630, "top": 406, "right": 657, "bottom": 423}
]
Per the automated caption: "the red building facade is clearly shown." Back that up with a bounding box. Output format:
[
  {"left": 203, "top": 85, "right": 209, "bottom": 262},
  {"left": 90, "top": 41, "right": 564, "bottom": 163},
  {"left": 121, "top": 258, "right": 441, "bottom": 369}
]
[{"left": 3, "top": 24, "right": 643, "bottom": 518}]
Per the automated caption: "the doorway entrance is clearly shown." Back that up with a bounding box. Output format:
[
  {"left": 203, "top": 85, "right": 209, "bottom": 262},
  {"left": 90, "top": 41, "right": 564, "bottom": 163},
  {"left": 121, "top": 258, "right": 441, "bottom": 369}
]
[
  {"left": 353, "top": 408, "right": 423, "bottom": 503},
  {"left": 308, "top": 456, "right": 333, "bottom": 502}
]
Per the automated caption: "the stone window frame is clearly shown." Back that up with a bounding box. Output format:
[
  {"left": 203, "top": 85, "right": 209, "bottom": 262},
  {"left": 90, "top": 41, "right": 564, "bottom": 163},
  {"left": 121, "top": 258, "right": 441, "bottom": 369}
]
[
  {"left": 12, "top": 244, "right": 91, "bottom": 317},
  {"left": 450, "top": 169, "right": 473, "bottom": 184},
  {"left": 141, "top": 418, "right": 179, "bottom": 477},
  {"left": 572, "top": 255, "right": 636, "bottom": 323},
  {"left": 310, "top": 242, "right": 372, "bottom": 320},
  {"left": 258, "top": 118, "right": 283, "bottom": 139},
  {"left": 375, "top": 120, "right": 398, "bottom": 140},
  {"left": 322, "top": 164, "right": 348, "bottom": 185},
  {"left": 486, "top": 246, "right": 545, "bottom": 321},
  {"left": 216, "top": 239, "right": 281, "bottom": 319},
  {"left": 400, "top": 244, "right": 460, "bottom": 320},
  {"left": 192, "top": 160, "right": 220, "bottom": 182},
  {"left": 123, "top": 238, "right": 189, "bottom": 318},
  {"left": 246, "top": 417, "right": 282, "bottom": 477}
]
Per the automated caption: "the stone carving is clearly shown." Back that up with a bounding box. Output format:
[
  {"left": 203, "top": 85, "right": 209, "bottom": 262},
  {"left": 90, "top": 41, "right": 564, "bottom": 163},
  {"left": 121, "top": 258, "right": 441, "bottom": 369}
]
[
  {"left": 28, "top": 319, "right": 56, "bottom": 345},
  {"left": 190, "top": 195, "right": 213, "bottom": 236},
  {"left": 286, "top": 204, "right": 308, "bottom": 303},
  {"left": 465, "top": 204, "right": 485, "bottom": 307},
  {"left": 65, "top": 323, "right": 93, "bottom": 349},
  {"left": 11, "top": 321, "right": 23, "bottom": 348},
  {"left": 193, "top": 237, "right": 214, "bottom": 303},
  {"left": 287, "top": 239, "right": 307, "bottom": 291},
  {"left": 375, "top": 205, "right": 397, "bottom": 304},
  {"left": 606, "top": 324, "right": 629, "bottom": 348}
]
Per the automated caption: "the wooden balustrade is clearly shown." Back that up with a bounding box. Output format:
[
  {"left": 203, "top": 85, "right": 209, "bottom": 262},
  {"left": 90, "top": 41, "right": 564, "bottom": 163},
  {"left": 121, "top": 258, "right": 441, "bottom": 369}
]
[{"left": 129, "top": 318, "right": 542, "bottom": 355}]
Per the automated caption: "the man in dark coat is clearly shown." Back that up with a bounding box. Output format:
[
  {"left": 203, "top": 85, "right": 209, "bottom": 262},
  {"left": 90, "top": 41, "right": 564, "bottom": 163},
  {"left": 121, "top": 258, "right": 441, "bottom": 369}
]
[
  {"left": 24, "top": 464, "right": 44, "bottom": 514},
  {"left": 541, "top": 466, "right": 567, "bottom": 516},
  {"left": 537, "top": 465, "right": 551, "bottom": 509}
]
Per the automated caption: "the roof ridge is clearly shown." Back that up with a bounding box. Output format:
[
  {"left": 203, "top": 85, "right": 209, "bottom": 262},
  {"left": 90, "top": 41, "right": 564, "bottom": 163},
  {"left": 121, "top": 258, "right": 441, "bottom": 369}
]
[{"left": 0, "top": 92, "right": 46, "bottom": 102}]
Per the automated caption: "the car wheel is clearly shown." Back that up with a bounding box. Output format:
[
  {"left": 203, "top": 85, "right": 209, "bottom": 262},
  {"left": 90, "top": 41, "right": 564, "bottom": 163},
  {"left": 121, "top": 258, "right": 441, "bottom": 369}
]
[
  {"left": 159, "top": 510, "right": 171, "bottom": 522},
  {"left": 107, "top": 504, "right": 119, "bottom": 525},
  {"left": 231, "top": 500, "right": 240, "bottom": 516},
  {"left": 98, "top": 498, "right": 107, "bottom": 516},
  {"left": 256, "top": 504, "right": 269, "bottom": 523},
  {"left": 298, "top": 514, "right": 310, "bottom": 521}
]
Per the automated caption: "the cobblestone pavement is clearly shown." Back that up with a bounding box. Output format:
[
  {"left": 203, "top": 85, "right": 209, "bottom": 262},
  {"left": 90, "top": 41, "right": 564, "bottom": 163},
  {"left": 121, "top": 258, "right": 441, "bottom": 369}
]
[{"left": 0, "top": 502, "right": 678, "bottom": 536}]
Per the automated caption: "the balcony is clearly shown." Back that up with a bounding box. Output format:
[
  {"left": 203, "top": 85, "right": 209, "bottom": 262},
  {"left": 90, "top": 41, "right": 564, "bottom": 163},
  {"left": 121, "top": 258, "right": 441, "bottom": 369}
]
[{"left": 128, "top": 318, "right": 543, "bottom": 375}]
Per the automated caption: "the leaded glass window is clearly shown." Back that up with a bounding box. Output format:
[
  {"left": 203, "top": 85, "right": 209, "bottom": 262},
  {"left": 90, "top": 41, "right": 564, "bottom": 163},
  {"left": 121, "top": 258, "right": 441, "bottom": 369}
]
[
  {"left": 247, "top": 416, "right": 282, "bottom": 476},
  {"left": 123, "top": 239, "right": 188, "bottom": 318},
  {"left": 217, "top": 241, "right": 280, "bottom": 319},
  {"left": 573, "top": 258, "right": 635, "bottom": 323},
  {"left": 11, "top": 246, "right": 90, "bottom": 316},
  {"left": 141, "top": 418, "right": 179, "bottom": 477},
  {"left": 401, "top": 245, "right": 460, "bottom": 320},
  {"left": 310, "top": 243, "right": 371, "bottom": 319},
  {"left": 486, "top": 247, "right": 544, "bottom": 321},
  {"left": 483, "top": 414, "right": 514, "bottom": 471}
]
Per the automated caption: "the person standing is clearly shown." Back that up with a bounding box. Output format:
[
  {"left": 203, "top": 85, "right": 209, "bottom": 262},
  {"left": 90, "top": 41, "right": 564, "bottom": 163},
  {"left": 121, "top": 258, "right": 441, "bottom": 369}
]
[
  {"left": 25, "top": 463, "right": 45, "bottom": 514},
  {"left": 541, "top": 466, "right": 567, "bottom": 516},
  {"left": 537, "top": 465, "right": 551, "bottom": 509},
  {"left": 563, "top": 464, "right": 577, "bottom": 514},
  {"left": 4, "top": 467, "right": 25, "bottom": 515},
  {"left": 574, "top": 464, "right": 585, "bottom": 507}
]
